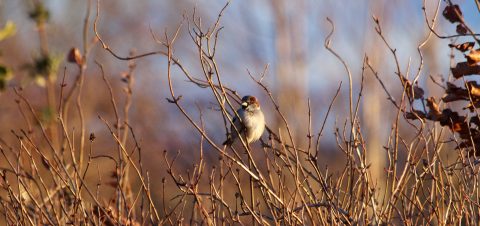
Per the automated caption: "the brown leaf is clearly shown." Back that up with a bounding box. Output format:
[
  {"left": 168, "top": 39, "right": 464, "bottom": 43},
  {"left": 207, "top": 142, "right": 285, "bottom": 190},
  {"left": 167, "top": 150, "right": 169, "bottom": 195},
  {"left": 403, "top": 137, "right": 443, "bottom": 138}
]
[
  {"left": 443, "top": 82, "right": 471, "bottom": 102},
  {"left": 439, "top": 109, "right": 466, "bottom": 128},
  {"left": 450, "top": 121, "right": 468, "bottom": 133},
  {"left": 466, "top": 49, "right": 480, "bottom": 65},
  {"left": 458, "top": 128, "right": 478, "bottom": 141},
  {"left": 454, "top": 132, "right": 480, "bottom": 156},
  {"left": 464, "top": 102, "right": 480, "bottom": 112},
  {"left": 400, "top": 77, "right": 413, "bottom": 99},
  {"left": 67, "top": 47, "right": 83, "bottom": 65},
  {"left": 443, "top": 4, "right": 463, "bottom": 23},
  {"left": 443, "top": 93, "right": 467, "bottom": 102},
  {"left": 466, "top": 81, "right": 480, "bottom": 97},
  {"left": 456, "top": 24, "right": 468, "bottom": 35},
  {"left": 413, "top": 86, "right": 424, "bottom": 99},
  {"left": 400, "top": 76, "right": 424, "bottom": 99},
  {"left": 460, "top": 82, "right": 480, "bottom": 111},
  {"left": 446, "top": 82, "right": 458, "bottom": 89},
  {"left": 456, "top": 140, "right": 473, "bottom": 149},
  {"left": 449, "top": 42, "right": 474, "bottom": 52},
  {"left": 405, "top": 110, "right": 426, "bottom": 120},
  {"left": 451, "top": 62, "right": 480, "bottom": 78},
  {"left": 426, "top": 97, "right": 442, "bottom": 120},
  {"left": 471, "top": 117, "right": 480, "bottom": 128}
]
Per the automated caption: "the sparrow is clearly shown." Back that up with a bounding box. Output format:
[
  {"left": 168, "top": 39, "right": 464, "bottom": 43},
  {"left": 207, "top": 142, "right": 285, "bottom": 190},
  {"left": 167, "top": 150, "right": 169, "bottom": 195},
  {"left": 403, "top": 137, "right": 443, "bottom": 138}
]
[{"left": 223, "top": 95, "right": 265, "bottom": 146}]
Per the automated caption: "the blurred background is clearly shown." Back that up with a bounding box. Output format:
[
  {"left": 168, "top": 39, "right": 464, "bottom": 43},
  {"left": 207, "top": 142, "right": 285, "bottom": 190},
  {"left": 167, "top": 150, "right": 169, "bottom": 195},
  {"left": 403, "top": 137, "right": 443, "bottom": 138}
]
[{"left": 0, "top": 0, "right": 479, "bottom": 215}]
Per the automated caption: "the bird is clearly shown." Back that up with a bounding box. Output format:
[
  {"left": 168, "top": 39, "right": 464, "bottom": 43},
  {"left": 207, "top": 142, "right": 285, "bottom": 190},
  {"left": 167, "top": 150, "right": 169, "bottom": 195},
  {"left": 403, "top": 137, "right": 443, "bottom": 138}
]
[{"left": 223, "top": 95, "right": 265, "bottom": 146}]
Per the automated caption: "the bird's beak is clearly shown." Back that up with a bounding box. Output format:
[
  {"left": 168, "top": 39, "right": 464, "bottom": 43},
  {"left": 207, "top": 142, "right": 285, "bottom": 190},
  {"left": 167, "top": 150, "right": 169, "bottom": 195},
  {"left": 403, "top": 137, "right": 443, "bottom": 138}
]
[{"left": 241, "top": 102, "right": 248, "bottom": 107}]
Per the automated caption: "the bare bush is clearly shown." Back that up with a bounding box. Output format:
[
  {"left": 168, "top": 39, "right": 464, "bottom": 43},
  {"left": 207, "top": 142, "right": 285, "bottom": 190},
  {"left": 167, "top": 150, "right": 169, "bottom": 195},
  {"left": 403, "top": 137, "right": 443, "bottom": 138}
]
[{"left": 1, "top": 0, "right": 480, "bottom": 225}]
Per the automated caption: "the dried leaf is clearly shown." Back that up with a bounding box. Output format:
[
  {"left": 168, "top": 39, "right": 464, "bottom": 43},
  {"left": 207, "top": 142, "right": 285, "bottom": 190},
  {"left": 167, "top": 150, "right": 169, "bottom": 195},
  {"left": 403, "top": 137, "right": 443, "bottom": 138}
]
[
  {"left": 458, "top": 128, "right": 477, "bottom": 140},
  {"left": 466, "top": 81, "right": 480, "bottom": 97},
  {"left": 439, "top": 109, "right": 466, "bottom": 128},
  {"left": 471, "top": 117, "right": 480, "bottom": 128},
  {"left": 400, "top": 76, "right": 424, "bottom": 99},
  {"left": 464, "top": 103, "right": 476, "bottom": 112},
  {"left": 459, "top": 81, "right": 480, "bottom": 111},
  {"left": 451, "top": 62, "right": 480, "bottom": 78},
  {"left": 426, "top": 97, "right": 442, "bottom": 120},
  {"left": 413, "top": 85, "right": 424, "bottom": 99},
  {"left": 446, "top": 82, "right": 458, "bottom": 89},
  {"left": 456, "top": 24, "right": 468, "bottom": 35},
  {"left": 67, "top": 48, "right": 83, "bottom": 65},
  {"left": 464, "top": 102, "right": 480, "bottom": 112},
  {"left": 426, "top": 97, "right": 440, "bottom": 112},
  {"left": 454, "top": 139, "right": 480, "bottom": 156},
  {"left": 443, "top": 82, "right": 470, "bottom": 102},
  {"left": 455, "top": 140, "right": 473, "bottom": 149},
  {"left": 442, "top": 93, "right": 467, "bottom": 102},
  {"left": 466, "top": 49, "right": 480, "bottom": 65},
  {"left": 450, "top": 122, "right": 468, "bottom": 133},
  {"left": 449, "top": 42, "right": 474, "bottom": 52},
  {"left": 443, "top": 4, "right": 463, "bottom": 23},
  {"left": 405, "top": 110, "right": 426, "bottom": 120}
]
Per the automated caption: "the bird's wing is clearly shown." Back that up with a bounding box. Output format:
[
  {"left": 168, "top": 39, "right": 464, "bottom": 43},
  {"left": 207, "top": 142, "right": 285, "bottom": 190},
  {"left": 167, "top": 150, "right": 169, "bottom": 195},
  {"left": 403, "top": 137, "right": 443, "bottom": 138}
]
[
  {"left": 231, "top": 115, "right": 245, "bottom": 134},
  {"left": 222, "top": 114, "right": 245, "bottom": 146}
]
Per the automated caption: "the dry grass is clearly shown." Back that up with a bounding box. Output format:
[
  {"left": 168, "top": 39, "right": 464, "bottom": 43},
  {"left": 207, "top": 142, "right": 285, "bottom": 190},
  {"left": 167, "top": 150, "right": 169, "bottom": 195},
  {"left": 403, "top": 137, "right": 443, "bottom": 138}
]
[{"left": 0, "top": 0, "right": 480, "bottom": 225}]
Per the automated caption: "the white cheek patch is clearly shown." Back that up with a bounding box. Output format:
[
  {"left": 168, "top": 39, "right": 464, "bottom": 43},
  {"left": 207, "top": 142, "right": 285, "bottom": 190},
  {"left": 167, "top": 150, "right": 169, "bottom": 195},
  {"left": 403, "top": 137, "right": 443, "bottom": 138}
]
[{"left": 242, "top": 102, "right": 248, "bottom": 107}]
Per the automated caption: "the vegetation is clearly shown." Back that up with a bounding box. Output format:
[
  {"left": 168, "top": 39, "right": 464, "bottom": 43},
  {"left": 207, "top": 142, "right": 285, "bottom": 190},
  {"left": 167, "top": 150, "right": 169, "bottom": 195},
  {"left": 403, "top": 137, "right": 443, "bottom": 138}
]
[{"left": 0, "top": 0, "right": 479, "bottom": 225}]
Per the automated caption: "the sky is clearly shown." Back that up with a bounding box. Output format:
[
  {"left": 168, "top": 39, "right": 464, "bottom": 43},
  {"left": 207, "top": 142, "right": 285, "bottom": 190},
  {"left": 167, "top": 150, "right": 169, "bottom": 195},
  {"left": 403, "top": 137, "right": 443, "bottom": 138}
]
[{"left": 1, "top": 0, "right": 480, "bottom": 146}]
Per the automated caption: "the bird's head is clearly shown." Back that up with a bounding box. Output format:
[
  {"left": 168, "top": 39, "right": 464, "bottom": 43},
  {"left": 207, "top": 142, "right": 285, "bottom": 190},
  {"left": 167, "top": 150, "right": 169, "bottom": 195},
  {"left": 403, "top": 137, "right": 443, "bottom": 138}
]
[{"left": 241, "top": 95, "right": 260, "bottom": 111}]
